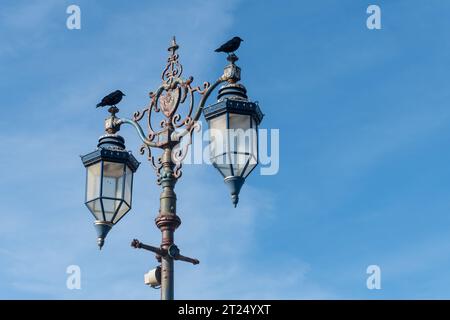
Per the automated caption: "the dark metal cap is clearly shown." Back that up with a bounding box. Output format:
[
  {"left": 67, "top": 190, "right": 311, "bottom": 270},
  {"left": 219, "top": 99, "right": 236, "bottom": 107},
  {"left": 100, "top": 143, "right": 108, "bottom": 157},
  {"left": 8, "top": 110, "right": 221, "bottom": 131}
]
[
  {"left": 217, "top": 83, "right": 248, "bottom": 101},
  {"left": 81, "top": 134, "right": 140, "bottom": 172},
  {"left": 97, "top": 134, "right": 126, "bottom": 150},
  {"left": 203, "top": 97, "right": 264, "bottom": 125}
]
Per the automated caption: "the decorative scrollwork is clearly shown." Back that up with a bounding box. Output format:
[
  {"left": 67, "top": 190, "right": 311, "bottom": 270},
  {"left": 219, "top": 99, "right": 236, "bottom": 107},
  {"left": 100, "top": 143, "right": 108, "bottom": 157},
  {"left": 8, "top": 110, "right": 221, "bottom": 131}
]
[
  {"left": 139, "top": 144, "right": 163, "bottom": 184},
  {"left": 162, "top": 38, "right": 183, "bottom": 83},
  {"left": 171, "top": 121, "right": 201, "bottom": 179},
  {"left": 128, "top": 37, "right": 221, "bottom": 181},
  {"left": 133, "top": 105, "right": 150, "bottom": 122}
]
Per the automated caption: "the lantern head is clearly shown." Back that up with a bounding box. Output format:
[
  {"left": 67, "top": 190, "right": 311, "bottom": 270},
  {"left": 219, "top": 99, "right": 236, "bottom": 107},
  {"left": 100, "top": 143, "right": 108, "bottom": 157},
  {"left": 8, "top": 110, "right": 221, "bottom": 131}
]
[
  {"left": 81, "top": 134, "right": 139, "bottom": 249},
  {"left": 204, "top": 82, "right": 263, "bottom": 207}
]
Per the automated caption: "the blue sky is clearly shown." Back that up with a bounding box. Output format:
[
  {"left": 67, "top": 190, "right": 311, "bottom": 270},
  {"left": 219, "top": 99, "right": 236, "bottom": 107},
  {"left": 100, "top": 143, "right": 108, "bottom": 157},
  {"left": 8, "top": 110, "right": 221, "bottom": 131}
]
[{"left": 1, "top": 0, "right": 450, "bottom": 299}]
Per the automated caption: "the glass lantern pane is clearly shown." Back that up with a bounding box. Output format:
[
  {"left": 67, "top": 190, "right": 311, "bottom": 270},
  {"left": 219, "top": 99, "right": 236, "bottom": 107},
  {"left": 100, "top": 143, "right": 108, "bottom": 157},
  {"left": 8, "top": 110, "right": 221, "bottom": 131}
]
[
  {"left": 101, "top": 198, "right": 122, "bottom": 223},
  {"left": 247, "top": 125, "right": 258, "bottom": 167},
  {"left": 242, "top": 153, "right": 258, "bottom": 178},
  {"left": 86, "top": 199, "right": 103, "bottom": 220},
  {"left": 124, "top": 165, "right": 133, "bottom": 207},
  {"left": 242, "top": 124, "right": 258, "bottom": 178},
  {"left": 86, "top": 162, "right": 101, "bottom": 201},
  {"left": 251, "top": 118, "right": 259, "bottom": 163},
  {"left": 228, "top": 114, "right": 256, "bottom": 177},
  {"left": 231, "top": 152, "right": 250, "bottom": 177},
  {"left": 228, "top": 114, "right": 251, "bottom": 155},
  {"left": 102, "top": 162, "right": 125, "bottom": 199},
  {"left": 113, "top": 202, "right": 130, "bottom": 224},
  {"left": 208, "top": 114, "right": 228, "bottom": 159},
  {"left": 211, "top": 152, "right": 233, "bottom": 178},
  {"left": 229, "top": 113, "right": 251, "bottom": 131}
]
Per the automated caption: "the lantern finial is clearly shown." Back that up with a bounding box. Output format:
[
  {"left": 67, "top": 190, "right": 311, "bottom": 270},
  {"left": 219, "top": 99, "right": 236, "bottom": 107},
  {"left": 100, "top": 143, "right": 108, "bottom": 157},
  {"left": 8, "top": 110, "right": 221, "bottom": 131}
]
[
  {"left": 94, "top": 221, "right": 113, "bottom": 250},
  {"left": 222, "top": 54, "right": 241, "bottom": 84},
  {"left": 224, "top": 176, "right": 245, "bottom": 207}
]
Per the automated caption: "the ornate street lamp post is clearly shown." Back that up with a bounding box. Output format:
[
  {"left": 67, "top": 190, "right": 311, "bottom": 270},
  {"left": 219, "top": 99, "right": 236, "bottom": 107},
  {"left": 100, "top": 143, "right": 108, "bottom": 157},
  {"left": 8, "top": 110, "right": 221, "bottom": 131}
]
[{"left": 81, "top": 37, "right": 263, "bottom": 300}]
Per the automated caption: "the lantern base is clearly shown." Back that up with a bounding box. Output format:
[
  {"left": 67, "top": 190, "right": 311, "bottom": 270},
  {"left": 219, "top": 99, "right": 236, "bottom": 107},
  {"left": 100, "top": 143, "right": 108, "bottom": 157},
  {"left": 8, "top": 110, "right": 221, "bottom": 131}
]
[
  {"left": 224, "top": 176, "right": 245, "bottom": 207},
  {"left": 94, "top": 221, "right": 113, "bottom": 250}
]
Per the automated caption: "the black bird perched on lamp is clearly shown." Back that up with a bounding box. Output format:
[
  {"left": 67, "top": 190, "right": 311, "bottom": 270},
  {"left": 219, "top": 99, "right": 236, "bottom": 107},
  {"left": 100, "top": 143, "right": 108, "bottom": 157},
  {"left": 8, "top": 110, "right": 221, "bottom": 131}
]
[
  {"left": 215, "top": 36, "right": 243, "bottom": 54},
  {"left": 96, "top": 90, "right": 126, "bottom": 108}
]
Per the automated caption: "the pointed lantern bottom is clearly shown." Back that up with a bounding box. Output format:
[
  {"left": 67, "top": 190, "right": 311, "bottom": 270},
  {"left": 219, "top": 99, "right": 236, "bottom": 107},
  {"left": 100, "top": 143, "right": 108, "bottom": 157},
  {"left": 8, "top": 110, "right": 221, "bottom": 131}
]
[
  {"left": 224, "top": 176, "right": 245, "bottom": 207},
  {"left": 94, "top": 221, "right": 113, "bottom": 250}
]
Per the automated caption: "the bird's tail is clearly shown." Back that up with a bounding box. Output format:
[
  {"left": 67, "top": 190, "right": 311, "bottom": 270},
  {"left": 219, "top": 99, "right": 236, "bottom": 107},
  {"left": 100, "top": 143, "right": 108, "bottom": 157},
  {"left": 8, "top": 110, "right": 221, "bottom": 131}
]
[
  {"left": 96, "top": 103, "right": 102, "bottom": 108},
  {"left": 214, "top": 48, "right": 221, "bottom": 52}
]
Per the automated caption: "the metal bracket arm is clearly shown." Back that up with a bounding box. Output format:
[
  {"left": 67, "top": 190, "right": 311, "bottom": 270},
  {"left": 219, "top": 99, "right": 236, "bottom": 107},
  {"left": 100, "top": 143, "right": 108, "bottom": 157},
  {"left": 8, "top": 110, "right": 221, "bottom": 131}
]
[
  {"left": 115, "top": 118, "right": 158, "bottom": 147},
  {"left": 131, "top": 239, "right": 199, "bottom": 265},
  {"left": 131, "top": 239, "right": 164, "bottom": 255},
  {"left": 174, "top": 254, "right": 199, "bottom": 265}
]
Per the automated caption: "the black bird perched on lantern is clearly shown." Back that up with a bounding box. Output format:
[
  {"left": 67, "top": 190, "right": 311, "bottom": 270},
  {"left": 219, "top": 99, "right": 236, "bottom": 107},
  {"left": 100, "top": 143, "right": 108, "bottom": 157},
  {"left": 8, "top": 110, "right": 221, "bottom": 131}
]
[
  {"left": 96, "top": 90, "right": 126, "bottom": 108},
  {"left": 215, "top": 36, "right": 243, "bottom": 54}
]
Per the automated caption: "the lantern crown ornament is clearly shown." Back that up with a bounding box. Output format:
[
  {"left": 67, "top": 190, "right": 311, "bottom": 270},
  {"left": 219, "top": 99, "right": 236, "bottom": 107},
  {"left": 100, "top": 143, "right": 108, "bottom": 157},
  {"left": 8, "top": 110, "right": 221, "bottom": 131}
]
[
  {"left": 81, "top": 133, "right": 139, "bottom": 249},
  {"left": 203, "top": 54, "right": 264, "bottom": 207}
]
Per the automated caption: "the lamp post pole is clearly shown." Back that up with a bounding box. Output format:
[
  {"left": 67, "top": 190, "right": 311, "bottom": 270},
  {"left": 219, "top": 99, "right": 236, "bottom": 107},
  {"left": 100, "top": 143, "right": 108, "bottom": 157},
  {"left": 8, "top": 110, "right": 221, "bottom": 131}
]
[{"left": 157, "top": 146, "right": 179, "bottom": 300}]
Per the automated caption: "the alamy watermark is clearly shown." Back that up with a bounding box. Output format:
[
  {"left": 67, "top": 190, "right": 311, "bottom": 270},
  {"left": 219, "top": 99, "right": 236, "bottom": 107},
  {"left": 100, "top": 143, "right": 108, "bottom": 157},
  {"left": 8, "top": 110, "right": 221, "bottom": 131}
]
[
  {"left": 66, "top": 5, "right": 81, "bottom": 30},
  {"left": 366, "top": 5, "right": 381, "bottom": 30},
  {"left": 66, "top": 265, "right": 81, "bottom": 290},
  {"left": 173, "top": 124, "right": 279, "bottom": 176},
  {"left": 366, "top": 265, "right": 381, "bottom": 290}
]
